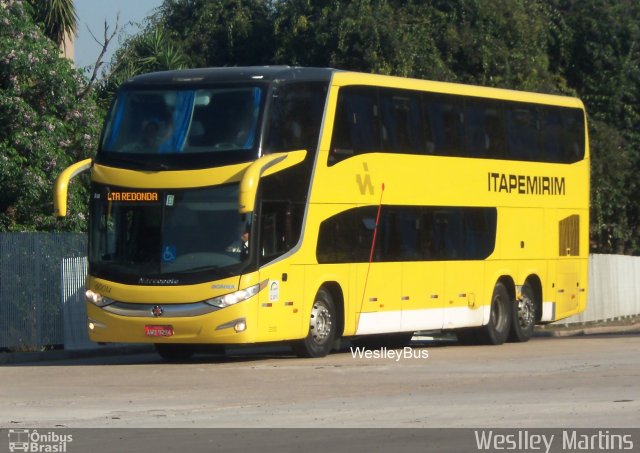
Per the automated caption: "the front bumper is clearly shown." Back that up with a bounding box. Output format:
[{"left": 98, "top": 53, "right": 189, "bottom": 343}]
[{"left": 86, "top": 299, "right": 257, "bottom": 344}]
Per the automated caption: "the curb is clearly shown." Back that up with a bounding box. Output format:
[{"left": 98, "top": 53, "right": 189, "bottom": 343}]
[{"left": 535, "top": 322, "right": 640, "bottom": 337}]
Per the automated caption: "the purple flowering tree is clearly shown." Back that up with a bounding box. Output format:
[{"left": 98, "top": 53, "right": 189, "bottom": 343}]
[{"left": 0, "top": 0, "right": 101, "bottom": 231}]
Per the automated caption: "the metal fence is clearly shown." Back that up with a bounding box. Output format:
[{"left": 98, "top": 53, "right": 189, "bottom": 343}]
[
  {"left": 1, "top": 231, "right": 639, "bottom": 352},
  {"left": 0, "top": 232, "right": 86, "bottom": 351},
  {"left": 52, "top": 252, "right": 640, "bottom": 347},
  {"left": 61, "top": 256, "right": 93, "bottom": 350},
  {"left": 563, "top": 254, "right": 640, "bottom": 324}
]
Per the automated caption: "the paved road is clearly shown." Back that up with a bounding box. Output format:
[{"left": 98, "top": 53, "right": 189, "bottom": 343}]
[{"left": 1, "top": 335, "right": 639, "bottom": 429}]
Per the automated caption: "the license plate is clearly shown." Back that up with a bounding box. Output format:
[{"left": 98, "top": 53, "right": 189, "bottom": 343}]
[{"left": 145, "top": 325, "right": 174, "bottom": 337}]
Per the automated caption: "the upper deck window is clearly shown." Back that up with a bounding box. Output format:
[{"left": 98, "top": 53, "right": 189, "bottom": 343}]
[
  {"left": 101, "top": 87, "right": 263, "bottom": 155},
  {"left": 329, "top": 85, "right": 585, "bottom": 165}
]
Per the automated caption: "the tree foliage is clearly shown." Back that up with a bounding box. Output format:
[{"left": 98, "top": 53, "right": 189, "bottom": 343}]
[
  {"left": 27, "top": 0, "right": 78, "bottom": 46},
  {"left": 97, "top": 26, "right": 189, "bottom": 109},
  {"left": 547, "top": 0, "right": 640, "bottom": 254},
  {"left": 0, "top": 0, "right": 100, "bottom": 231}
]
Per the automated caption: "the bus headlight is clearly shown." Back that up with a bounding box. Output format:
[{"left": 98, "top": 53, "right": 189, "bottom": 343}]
[
  {"left": 205, "top": 280, "right": 267, "bottom": 308},
  {"left": 85, "top": 289, "right": 115, "bottom": 307}
]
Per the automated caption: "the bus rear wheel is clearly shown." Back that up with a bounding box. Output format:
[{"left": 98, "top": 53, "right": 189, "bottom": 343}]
[
  {"left": 458, "top": 282, "right": 511, "bottom": 345},
  {"left": 508, "top": 282, "right": 536, "bottom": 342},
  {"left": 479, "top": 282, "right": 512, "bottom": 345},
  {"left": 292, "top": 287, "right": 337, "bottom": 358}
]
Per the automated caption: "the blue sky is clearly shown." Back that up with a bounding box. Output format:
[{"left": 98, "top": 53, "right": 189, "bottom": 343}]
[{"left": 74, "top": 0, "right": 164, "bottom": 69}]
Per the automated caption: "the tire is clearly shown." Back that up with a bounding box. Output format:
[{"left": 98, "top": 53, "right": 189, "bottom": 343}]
[
  {"left": 292, "top": 287, "right": 337, "bottom": 358},
  {"left": 476, "top": 282, "right": 512, "bottom": 345},
  {"left": 457, "top": 282, "right": 512, "bottom": 346},
  {"left": 155, "top": 344, "right": 195, "bottom": 362},
  {"left": 351, "top": 332, "right": 414, "bottom": 350},
  {"left": 508, "top": 282, "right": 537, "bottom": 342}
]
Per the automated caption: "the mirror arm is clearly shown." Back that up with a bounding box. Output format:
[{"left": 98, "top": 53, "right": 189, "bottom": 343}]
[{"left": 54, "top": 158, "right": 93, "bottom": 217}]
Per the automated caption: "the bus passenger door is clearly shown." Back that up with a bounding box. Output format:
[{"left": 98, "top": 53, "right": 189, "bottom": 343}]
[
  {"left": 256, "top": 271, "right": 286, "bottom": 342},
  {"left": 401, "top": 262, "right": 444, "bottom": 332},
  {"left": 255, "top": 198, "right": 307, "bottom": 341},
  {"left": 256, "top": 265, "right": 306, "bottom": 342}
]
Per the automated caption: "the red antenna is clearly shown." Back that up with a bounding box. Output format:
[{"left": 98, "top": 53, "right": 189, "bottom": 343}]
[
  {"left": 368, "top": 183, "right": 385, "bottom": 263},
  {"left": 359, "top": 183, "right": 385, "bottom": 315}
]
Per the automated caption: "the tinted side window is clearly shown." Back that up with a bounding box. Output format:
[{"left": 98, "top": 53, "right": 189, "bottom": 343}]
[
  {"left": 316, "top": 206, "right": 377, "bottom": 263},
  {"left": 317, "top": 206, "right": 497, "bottom": 263},
  {"left": 561, "top": 108, "right": 585, "bottom": 163},
  {"left": 427, "top": 208, "right": 497, "bottom": 260},
  {"left": 506, "top": 104, "right": 540, "bottom": 161},
  {"left": 379, "top": 90, "right": 425, "bottom": 154},
  {"left": 329, "top": 86, "right": 584, "bottom": 164},
  {"left": 426, "top": 94, "right": 465, "bottom": 156},
  {"left": 259, "top": 199, "right": 305, "bottom": 265},
  {"left": 465, "top": 100, "right": 507, "bottom": 158},
  {"left": 264, "top": 82, "right": 328, "bottom": 154},
  {"left": 540, "top": 106, "right": 564, "bottom": 162},
  {"left": 330, "top": 88, "right": 380, "bottom": 164}
]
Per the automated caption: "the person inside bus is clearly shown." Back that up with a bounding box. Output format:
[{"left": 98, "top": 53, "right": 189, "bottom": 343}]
[
  {"left": 228, "top": 94, "right": 259, "bottom": 149},
  {"left": 123, "top": 111, "right": 174, "bottom": 152},
  {"left": 240, "top": 230, "right": 250, "bottom": 259},
  {"left": 225, "top": 229, "right": 250, "bottom": 259}
]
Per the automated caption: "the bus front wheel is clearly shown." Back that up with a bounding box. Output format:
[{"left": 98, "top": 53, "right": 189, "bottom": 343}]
[{"left": 292, "top": 287, "right": 337, "bottom": 358}]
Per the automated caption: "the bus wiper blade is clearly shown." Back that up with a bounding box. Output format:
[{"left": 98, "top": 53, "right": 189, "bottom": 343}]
[
  {"left": 172, "top": 265, "right": 222, "bottom": 274},
  {"left": 103, "top": 154, "right": 169, "bottom": 170}
]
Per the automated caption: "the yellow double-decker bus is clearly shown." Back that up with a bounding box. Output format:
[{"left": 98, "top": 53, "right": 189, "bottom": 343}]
[{"left": 55, "top": 67, "right": 589, "bottom": 360}]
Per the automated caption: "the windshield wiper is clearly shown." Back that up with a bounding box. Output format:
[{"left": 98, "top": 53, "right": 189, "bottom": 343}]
[
  {"left": 100, "top": 153, "right": 170, "bottom": 170},
  {"left": 171, "top": 265, "right": 223, "bottom": 274}
]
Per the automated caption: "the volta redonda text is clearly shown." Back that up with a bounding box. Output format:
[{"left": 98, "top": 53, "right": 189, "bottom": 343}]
[{"left": 107, "top": 191, "right": 159, "bottom": 201}]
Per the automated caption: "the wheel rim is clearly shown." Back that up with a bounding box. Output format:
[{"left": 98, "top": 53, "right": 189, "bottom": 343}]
[
  {"left": 310, "top": 300, "right": 332, "bottom": 345},
  {"left": 517, "top": 293, "right": 535, "bottom": 329}
]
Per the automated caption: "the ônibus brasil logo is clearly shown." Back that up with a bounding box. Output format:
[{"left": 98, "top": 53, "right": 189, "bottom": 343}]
[{"left": 7, "top": 429, "right": 73, "bottom": 452}]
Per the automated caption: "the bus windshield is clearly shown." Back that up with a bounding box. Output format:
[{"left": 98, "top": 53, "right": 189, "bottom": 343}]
[
  {"left": 101, "top": 86, "right": 263, "bottom": 154},
  {"left": 89, "top": 183, "right": 252, "bottom": 284}
]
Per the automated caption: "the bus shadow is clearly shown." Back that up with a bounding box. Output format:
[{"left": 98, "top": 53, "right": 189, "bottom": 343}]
[{"left": 1, "top": 335, "right": 464, "bottom": 367}]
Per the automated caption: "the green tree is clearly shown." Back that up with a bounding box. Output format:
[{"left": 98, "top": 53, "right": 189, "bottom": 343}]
[
  {"left": 156, "top": 0, "right": 273, "bottom": 67},
  {"left": 425, "top": 0, "right": 566, "bottom": 92},
  {"left": 124, "top": 0, "right": 561, "bottom": 88},
  {"left": 588, "top": 120, "right": 636, "bottom": 254},
  {"left": 547, "top": 0, "right": 640, "bottom": 253},
  {"left": 0, "top": 0, "right": 101, "bottom": 231},
  {"left": 97, "top": 13, "right": 190, "bottom": 108},
  {"left": 27, "top": 0, "right": 78, "bottom": 47},
  {"left": 270, "top": 0, "right": 450, "bottom": 79}
]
